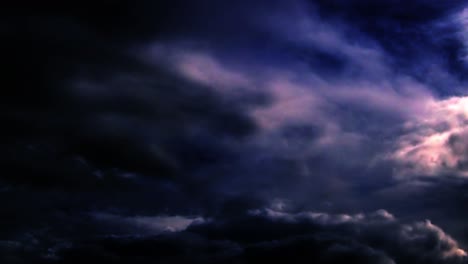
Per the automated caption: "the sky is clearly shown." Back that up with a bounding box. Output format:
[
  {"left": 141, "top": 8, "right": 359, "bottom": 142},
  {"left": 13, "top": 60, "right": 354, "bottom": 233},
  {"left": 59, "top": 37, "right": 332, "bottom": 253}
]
[{"left": 2, "top": 1, "right": 468, "bottom": 263}]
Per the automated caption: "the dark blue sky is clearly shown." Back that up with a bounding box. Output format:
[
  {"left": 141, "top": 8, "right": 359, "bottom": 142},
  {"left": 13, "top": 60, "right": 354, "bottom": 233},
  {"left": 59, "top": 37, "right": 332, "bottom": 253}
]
[{"left": 1, "top": 1, "right": 468, "bottom": 263}]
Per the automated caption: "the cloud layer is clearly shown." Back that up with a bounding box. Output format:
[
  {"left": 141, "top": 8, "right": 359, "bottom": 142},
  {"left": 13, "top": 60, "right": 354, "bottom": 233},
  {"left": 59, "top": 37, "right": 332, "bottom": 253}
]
[
  {"left": 37, "top": 207, "right": 466, "bottom": 264},
  {"left": 2, "top": 0, "right": 468, "bottom": 263}
]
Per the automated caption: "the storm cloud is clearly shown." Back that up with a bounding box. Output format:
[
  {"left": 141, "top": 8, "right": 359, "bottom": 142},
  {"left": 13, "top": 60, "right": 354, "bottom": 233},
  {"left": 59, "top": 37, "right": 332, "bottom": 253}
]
[
  {"left": 29, "top": 207, "right": 466, "bottom": 264},
  {"left": 1, "top": 0, "right": 468, "bottom": 263}
]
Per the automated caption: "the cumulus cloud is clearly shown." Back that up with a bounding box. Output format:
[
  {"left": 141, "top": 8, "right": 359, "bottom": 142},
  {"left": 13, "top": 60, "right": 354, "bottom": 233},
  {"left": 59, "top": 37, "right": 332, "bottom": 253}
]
[
  {"left": 244, "top": 207, "right": 467, "bottom": 263},
  {"left": 400, "top": 220, "right": 467, "bottom": 259},
  {"left": 249, "top": 207, "right": 395, "bottom": 225},
  {"left": 45, "top": 207, "right": 466, "bottom": 264}
]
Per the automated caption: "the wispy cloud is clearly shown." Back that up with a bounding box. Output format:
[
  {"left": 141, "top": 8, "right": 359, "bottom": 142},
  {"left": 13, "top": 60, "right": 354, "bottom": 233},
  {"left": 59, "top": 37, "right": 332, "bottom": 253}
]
[{"left": 92, "top": 212, "right": 206, "bottom": 234}]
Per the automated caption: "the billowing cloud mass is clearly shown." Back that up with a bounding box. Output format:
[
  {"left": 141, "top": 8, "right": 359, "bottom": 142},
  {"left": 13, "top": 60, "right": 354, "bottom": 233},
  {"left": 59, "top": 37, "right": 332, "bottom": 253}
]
[
  {"left": 2, "top": 0, "right": 468, "bottom": 263},
  {"left": 391, "top": 96, "right": 468, "bottom": 178},
  {"left": 40, "top": 207, "right": 465, "bottom": 264}
]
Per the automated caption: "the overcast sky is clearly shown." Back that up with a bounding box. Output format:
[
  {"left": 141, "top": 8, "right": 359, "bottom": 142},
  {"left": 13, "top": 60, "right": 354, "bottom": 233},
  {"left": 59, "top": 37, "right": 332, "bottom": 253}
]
[{"left": 2, "top": 1, "right": 468, "bottom": 263}]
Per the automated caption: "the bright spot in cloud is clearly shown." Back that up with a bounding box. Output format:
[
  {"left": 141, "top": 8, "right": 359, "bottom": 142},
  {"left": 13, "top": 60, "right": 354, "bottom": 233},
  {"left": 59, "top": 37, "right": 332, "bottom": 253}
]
[{"left": 391, "top": 96, "right": 468, "bottom": 178}]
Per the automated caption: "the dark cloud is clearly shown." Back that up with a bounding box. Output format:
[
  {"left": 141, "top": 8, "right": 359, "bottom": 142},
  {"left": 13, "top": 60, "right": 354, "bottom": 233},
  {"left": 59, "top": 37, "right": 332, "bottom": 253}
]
[
  {"left": 0, "top": 2, "right": 261, "bottom": 255},
  {"left": 2, "top": 0, "right": 468, "bottom": 263},
  {"left": 311, "top": 0, "right": 468, "bottom": 91},
  {"left": 14, "top": 208, "right": 461, "bottom": 264},
  {"left": 447, "top": 131, "right": 468, "bottom": 172},
  {"left": 0, "top": 0, "right": 259, "bottom": 184},
  {"left": 311, "top": 0, "right": 466, "bottom": 30}
]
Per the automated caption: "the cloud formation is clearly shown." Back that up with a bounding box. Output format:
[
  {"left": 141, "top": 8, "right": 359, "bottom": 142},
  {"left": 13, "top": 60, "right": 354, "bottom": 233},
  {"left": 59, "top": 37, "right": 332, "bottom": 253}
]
[
  {"left": 2, "top": 0, "right": 468, "bottom": 263},
  {"left": 41, "top": 207, "right": 466, "bottom": 264},
  {"left": 92, "top": 213, "right": 206, "bottom": 234},
  {"left": 391, "top": 96, "right": 468, "bottom": 178}
]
